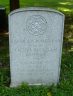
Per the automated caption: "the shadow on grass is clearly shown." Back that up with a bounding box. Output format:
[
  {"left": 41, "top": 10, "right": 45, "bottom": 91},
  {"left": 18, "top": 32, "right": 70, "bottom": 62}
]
[
  {"left": 63, "top": 14, "right": 73, "bottom": 52},
  {"left": 20, "top": 0, "right": 73, "bottom": 14},
  {"left": 0, "top": 28, "right": 9, "bottom": 67}
]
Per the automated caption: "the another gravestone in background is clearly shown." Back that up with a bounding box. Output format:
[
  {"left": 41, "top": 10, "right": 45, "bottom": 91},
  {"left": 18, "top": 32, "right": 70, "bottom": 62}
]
[
  {"left": 0, "top": 8, "right": 6, "bottom": 28},
  {"left": 8, "top": 7, "right": 65, "bottom": 87}
]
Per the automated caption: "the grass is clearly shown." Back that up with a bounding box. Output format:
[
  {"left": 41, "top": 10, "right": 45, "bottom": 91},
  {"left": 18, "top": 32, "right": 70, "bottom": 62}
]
[
  {"left": 0, "top": 0, "right": 73, "bottom": 96},
  {"left": 0, "top": 0, "right": 73, "bottom": 14}
]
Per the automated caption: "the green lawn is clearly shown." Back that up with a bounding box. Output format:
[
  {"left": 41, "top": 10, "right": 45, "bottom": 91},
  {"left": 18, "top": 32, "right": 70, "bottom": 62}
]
[
  {"left": 0, "top": 0, "right": 73, "bottom": 14},
  {"left": 0, "top": 0, "right": 73, "bottom": 96},
  {"left": 20, "top": 0, "right": 73, "bottom": 14}
]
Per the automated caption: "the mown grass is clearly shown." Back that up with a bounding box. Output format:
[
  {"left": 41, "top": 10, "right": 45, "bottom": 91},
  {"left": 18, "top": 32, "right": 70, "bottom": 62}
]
[
  {"left": 0, "top": 0, "right": 73, "bottom": 14},
  {"left": 0, "top": 0, "right": 73, "bottom": 96}
]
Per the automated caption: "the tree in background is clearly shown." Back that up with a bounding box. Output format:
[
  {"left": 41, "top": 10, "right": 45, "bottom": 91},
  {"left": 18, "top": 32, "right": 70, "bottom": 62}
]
[{"left": 10, "top": 0, "right": 20, "bottom": 12}]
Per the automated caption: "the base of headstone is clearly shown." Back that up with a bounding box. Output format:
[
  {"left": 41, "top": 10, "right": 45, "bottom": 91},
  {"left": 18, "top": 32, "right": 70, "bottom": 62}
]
[{"left": 10, "top": 83, "right": 57, "bottom": 88}]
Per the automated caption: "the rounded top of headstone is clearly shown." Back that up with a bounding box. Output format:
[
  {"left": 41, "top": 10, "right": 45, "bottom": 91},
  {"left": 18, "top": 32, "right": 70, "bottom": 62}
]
[{"left": 9, "top": 7, "right": 65, "bottom": 17}]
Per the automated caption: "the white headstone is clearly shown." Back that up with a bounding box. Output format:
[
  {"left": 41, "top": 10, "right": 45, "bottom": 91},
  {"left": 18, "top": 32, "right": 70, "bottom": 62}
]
[{"left": 8, "top": 7, "right": 65, "bottom": 87}]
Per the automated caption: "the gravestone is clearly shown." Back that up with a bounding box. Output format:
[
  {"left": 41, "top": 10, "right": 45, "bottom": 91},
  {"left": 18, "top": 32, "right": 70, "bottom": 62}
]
[
  {"left": 8, "top": 7, "right": 65, "bottom": 87},
  {"left": 0, "top": 8, "right": 6, "bottom": 28}
]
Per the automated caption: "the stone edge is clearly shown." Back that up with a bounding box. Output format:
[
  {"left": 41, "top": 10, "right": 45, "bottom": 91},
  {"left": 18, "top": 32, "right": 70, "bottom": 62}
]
[{"left": 8, "top": 7, "right": 65, "bottom": 17}]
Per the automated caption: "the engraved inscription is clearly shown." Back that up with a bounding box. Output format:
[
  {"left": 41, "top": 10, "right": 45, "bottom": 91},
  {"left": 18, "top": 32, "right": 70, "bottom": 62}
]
[
  {"left": 26, "top": 15, "right": 47, "bottom": 35},
  {"left": 11, "top": 38, "right": 61, "bottom": 43},
  {"left": 11, "top": 38, "right": 60, "bottom": 59}
]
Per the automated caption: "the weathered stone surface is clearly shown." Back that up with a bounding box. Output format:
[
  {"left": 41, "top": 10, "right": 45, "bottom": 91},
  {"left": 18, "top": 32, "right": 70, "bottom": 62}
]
[{"left": 8, "top": 7, "right": 65, "bottom": 87}]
